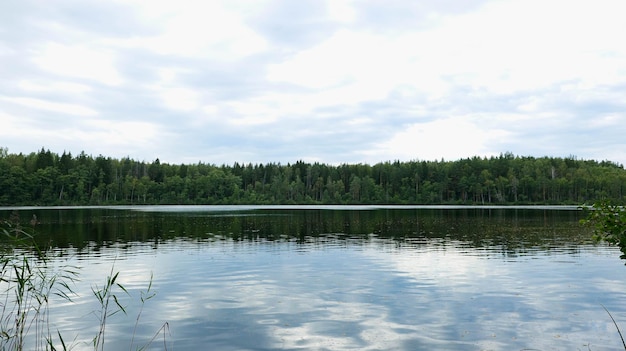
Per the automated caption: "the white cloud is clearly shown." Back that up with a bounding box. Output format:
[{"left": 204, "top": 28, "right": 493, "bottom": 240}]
[
  {"left": 413, "top": 0, "right": 626, "bottom": 93},
  {"left": 32, "top": 43, "right": 123, "bottom": 86},
  {"left": 219, "top": 93, "right": 307, "bottom": 127},
  {"left": 267, "top": 30, "right": 368, "bottom": 90},
  {"left": 114, "top": 0, "right": 268, "bottom": 60},
  {"left": 0, "top": 108, "right": 167, "bottom": 160},
  {"left": 145, "top": 68, "right": 202, "bottom": 112},
  {"left": 326, "top": 0, "right": 356, "bottom": 23},
  {"left": 270, "top": 0, "right": 624, "bottom": 107},
  {"left": 159, "top": 87, "right": 200, "bottom": 112},
  {"left": 0, "top": 112, "right": 30, "bottom": 138},
  {"left": 589, "top": 114, "right": 623, "bottom": 129},
  {"left": 370, "top": 116, "right": 510, "bottom": 162},
  {"left": 1, "top": 96, "right": 98, "bottom": 116},
  {"left": 80, "top": 119, "right": 166, "bottom": 151},
  {"left": 17, "top": 80, "right": 92, "bottom": 94},
  {"left": 2, "top": 0, "right": 626, "bottom": 164}
]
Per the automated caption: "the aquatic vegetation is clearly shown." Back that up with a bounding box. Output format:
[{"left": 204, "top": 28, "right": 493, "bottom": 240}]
[
  {"left": 92, "top": 266, "right": 169, "bottom": 351},
  {"left": 0, "top": 214, "right": 168, "bottom": 350},
  {"left": 0, "top": 215, "right": 77, "bottom": 351}
]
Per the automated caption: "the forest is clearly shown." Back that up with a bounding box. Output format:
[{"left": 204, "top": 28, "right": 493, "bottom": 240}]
[{"left": 1, "top": 147, "right": 625, "bottom": 206}]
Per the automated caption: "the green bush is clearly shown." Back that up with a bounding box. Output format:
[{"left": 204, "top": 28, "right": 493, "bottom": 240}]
[{"left": 581, "top": 201, "right": 626, "bottom": 259}]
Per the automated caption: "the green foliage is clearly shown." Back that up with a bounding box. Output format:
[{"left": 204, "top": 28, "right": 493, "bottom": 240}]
[
  {"left": 2, "top": 147, "right": 626, "bottom": 205},
  {"left": 581, "top": 201, "right": 626, "bottom": 259}
]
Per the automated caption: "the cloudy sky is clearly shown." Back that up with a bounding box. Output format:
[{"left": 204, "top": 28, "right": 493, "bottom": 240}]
[{"left": 1, "top": 0, "right": 625, "bottom": 166}]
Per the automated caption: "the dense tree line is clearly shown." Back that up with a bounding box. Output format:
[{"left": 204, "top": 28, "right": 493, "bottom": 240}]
[{"left": 1, "top": 147, "right": 625, "bottom": 206}]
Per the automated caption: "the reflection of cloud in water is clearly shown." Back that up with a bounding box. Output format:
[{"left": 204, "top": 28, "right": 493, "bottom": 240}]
[
  {"left": 39, "top": 239, "right": 626, "bottom": 350},
  {"left": 147, "top": 244, "right": 485, "bottom": 350},
  {"left": 360, "top": 243, "right": 626, "bottom": 350},
  {"left": 371, "top": 242, "right": 498, "bottom": 282},
  {"left": 273, "top": 302, "right": 407, "bottom": 350}
]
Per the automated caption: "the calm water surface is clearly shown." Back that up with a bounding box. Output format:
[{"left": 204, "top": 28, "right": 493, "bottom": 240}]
[{"left": 2, "top": 205, "right": 626, "bottom": 351}]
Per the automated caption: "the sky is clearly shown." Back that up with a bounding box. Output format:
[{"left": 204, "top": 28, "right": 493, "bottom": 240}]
[{"left": 1, "top": 0, "right": 625, "bottom": 166}]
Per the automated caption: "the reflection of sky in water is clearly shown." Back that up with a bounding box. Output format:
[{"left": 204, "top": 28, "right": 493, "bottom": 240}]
[{"left": 41, "top": 239, "right": 626, "bottom": 351}]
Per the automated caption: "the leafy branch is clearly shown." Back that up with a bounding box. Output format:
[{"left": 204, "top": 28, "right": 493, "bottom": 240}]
[{"left": 581, "top": 201, "right": 626, "bottom": 259}]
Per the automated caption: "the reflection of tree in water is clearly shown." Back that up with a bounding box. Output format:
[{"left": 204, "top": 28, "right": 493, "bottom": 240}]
[{"left": 1, "top": 208, "right": 591, "bottom": 256}]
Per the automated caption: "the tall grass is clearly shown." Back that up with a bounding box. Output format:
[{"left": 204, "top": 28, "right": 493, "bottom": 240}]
[
  {"left": 91, "top": 264, "right": 128, "bottom": 351},
  {"left": 129, "top": 272, "right": 170, "bottom": 351},
  {"left": 0, "top": 213, "right": 169, "bottom": 351},
  {"left": 602, "top": 304, "right": 626, "bottom": 351},
  {"left": 90, "top": 265, "right": 170, "bottom": 351},
  {"left": 0, "top": 214, "right": 78, "bottom": 351}
]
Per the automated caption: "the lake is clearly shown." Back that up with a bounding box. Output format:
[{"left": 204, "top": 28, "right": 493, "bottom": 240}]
[{"left": 1, "top": 205, "right": 626, "bottom": 351}]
